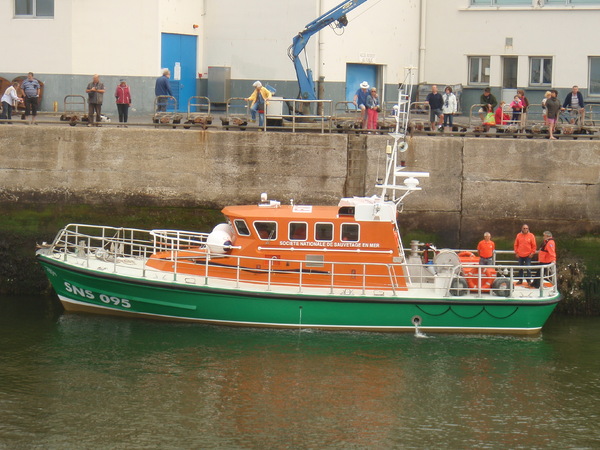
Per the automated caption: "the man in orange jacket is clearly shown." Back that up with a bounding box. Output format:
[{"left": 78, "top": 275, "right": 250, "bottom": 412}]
[
  {"left": 514, "top": 224, "right": 537, "bottom": 285},
  {"left": 477, "top": 232, "right": 495, "bottom": 265},
  {"left": 538, "top": 231, "right": 556, "bottom": 264}
]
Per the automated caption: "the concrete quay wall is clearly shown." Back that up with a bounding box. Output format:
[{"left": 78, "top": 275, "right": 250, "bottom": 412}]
[{"left": 0, "top": 126, "right": 598, "bottom": 244}]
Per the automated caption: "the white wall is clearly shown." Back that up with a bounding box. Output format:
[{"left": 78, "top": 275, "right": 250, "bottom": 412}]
[
  {"left": 317, "top": 0, "right": 420, "bottom": 82},
  {"left": 70, "top": 0, "right": 160, "bottom": 77},
  {"left": 200, "top": 0, "right": 420, "bottom": 85},
  {"left": 0, "top": 1, "right": 73, "bottom": 74},
  {"left": 201, "top": 0, "right": 318, "bottom": 80},
  {"left": 422, "top": 0, "right": 600, "bottom": 90}
]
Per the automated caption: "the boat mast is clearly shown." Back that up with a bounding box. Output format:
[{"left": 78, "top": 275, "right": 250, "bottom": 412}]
[{"left": 377, "top": 67, "right": 429, "bottom": 207}]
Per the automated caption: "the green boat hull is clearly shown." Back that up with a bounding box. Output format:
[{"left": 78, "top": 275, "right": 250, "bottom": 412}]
[{"left": 38, "top": 256, "right": 561, "bottom": 334}]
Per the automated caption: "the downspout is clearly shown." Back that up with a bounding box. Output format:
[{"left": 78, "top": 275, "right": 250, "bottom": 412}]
[
  {"left": 317, "top": 0, "right": 324, "bottom": 112},
  {"left": 418, "top": 0, "right": 427, "bottom": 84}
]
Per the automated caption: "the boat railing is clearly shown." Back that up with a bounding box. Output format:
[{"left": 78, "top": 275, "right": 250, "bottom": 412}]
[
  {"left": 150, "top": 229, "right": 211, "bottom": 253},
  {"left": 45, "top": 225, "right": 557, "bottom": 299}
]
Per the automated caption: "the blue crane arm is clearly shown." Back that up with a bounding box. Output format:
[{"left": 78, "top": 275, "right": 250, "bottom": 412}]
[{"left": 289, "top": 0, "right": 368, "bottom": 100}]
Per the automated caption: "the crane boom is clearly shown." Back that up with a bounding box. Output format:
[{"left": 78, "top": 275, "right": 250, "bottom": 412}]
[{"left": 288, "top": 0, "right": 369, "bottom": 100}]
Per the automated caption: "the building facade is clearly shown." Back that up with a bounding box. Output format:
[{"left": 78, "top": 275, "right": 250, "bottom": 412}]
[{"left": 2, "top": 0, "right": 599, "bottom": 115}]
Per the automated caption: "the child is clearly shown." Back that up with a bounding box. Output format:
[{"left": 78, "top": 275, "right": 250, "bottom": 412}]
[
  {"left": 482, "top": 104, "right": 496, "bottom": 131},
  {"left": 510, "top": 95, "right": 524, "bottom": 124},
  {"left": 495, "top": 101, "right": 510, "bottom": 126},
  {"left": 542, "top": 91, "right": 551, "bottom": 125}
]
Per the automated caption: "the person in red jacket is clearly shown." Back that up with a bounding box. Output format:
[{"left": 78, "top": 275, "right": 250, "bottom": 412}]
[
  {"left": 495, "top": 101, "right": 510, "bottom": 126},
  {"left": 477, "top": 232, "right": 495, "bottom": 265},
  {"left": 514, "top": 224, "right": 537, "bottom": 285},
  {"left": 115, "top": 79, "right": 132, "bottom": 127}
]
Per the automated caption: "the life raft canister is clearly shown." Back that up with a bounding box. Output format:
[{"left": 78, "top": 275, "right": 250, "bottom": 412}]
[
  {"left": 206, "top": 223, "right": 236, "bottom": 254},
  {"left": 458, "top": 251, "right": 497, "bottom": 292}
]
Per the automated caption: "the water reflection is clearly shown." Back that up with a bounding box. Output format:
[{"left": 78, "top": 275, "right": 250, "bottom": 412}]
[{"left": 1, "top": 296, "right": 599, "bottom": 448}]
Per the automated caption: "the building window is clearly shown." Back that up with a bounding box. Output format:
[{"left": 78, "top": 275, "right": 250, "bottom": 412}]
[
  {"left": 545, "top": 0, "right": 600, "bottom": 4},
  {"left": 470, "top": 0, "right": 532, "bottom": 5},
  {"left": 472, "top": 0, "right": 600, "bottom": 5},
  {"left": 15, "top": 0, "right": 54, "bottom": 17},
  {"left": 530, "top": 57, "right": 552, "bottom": 86},
  {"left": 469, "top": 56, "right": 490, "bottom": 85},
  {"left": 590, "top": 57, "right": 600, "bottom": 95}
]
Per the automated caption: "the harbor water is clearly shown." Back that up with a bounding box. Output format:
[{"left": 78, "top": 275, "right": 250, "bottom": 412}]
[{"left": 1, "top": 294, "right": 599, "bottom": 449}]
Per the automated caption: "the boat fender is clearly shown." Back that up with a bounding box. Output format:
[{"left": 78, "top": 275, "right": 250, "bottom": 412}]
[
  {"left": 449, "top": 277, "right": 468, "bottom": 296},
  {"left": 206, "top": 223, "right": 236, "bottom": 254},
  {"left": 491, "top": 277, "right": 511, "bottom": 297}
]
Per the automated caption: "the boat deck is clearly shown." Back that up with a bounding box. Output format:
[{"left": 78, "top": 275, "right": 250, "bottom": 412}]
[{"left": 41, "top": 247, "right": 558, "bottom": 302}]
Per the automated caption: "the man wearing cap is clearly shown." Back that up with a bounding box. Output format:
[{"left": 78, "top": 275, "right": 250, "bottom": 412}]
[
  {"left": 115, "top": 79, "right": 132, "bottom": 127},
  {"left": 353, "top": 81, "right": 370, "bottom": 129},
  {"left": 85, "top": 74, "right": 105, "bottom": 127},
  {"left": 245, "top": 81, "right": 272, "bottom": 127},
  {"left": 155, "top": 69, "right": 173, "bottom": 112}
]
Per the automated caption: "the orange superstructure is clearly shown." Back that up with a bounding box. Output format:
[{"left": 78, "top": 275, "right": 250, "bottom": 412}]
[{"left": 146, "top": 199, "right": 408, "bottom": 290}]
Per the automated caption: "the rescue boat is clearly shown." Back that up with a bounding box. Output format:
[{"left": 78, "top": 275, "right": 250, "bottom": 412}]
[{"left": 35, "top": 72, "right": 561, "bottom": 334}]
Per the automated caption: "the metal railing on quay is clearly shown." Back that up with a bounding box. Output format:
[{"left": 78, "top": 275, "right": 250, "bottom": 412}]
[{"left": 264, "top": 98, "right": 333, "bottom": 133}]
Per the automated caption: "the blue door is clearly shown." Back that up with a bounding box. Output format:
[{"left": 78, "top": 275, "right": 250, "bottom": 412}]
[
  {"left": 346, "top": 64, "right": 378, "bottom": 105},
  {"left": 161, "top": 33, "right": 197, "bottom": 112}
]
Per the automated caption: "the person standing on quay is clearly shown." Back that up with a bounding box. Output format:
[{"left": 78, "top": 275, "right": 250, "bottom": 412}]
[
  {"left": 115, "top": 79, "right": 132, "bottom": 127},
  {"left": 477, "top": 232, "right": 495, "bottom": 266},
  {"left": 514, "top": 224, "right": 537, "bottom": 285},
  {"left": 546, "top": 89, "right": 561, "bottom": 140},
  {"left": 441, "top": 86, "right": 457, "bottom": 133},
  {"left": 366, "top": 86, "right": 380, "bottom": 130},
  {"left": 21, "top": 72, "right": 41, "bottom": 125},
  {"left": 425, "top": 84, "right": 444, "bottom": 131},
  {"left": 86, "top": 74, "right": 105, "bottom": 127},
  {"left": 155, "top": 69, "right": 173, "bottom": 113},
  {"left": 353, "top": 81, "right": 370, "bottom": 129}
]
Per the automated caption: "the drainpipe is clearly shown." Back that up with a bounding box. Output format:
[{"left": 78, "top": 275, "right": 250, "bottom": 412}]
[
  {"left": 313, "top": 0, "right": 324, "bottom": 114},
  {"left": 418, "top": 0, "right": 427, "bottom": 84},
  {"left": 317, "top": 0, "right": 323, "bottom": 99}
]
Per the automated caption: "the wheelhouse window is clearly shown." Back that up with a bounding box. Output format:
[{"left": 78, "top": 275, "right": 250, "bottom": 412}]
[
  {"left": 530, "top": 57, "right": 552, "bottom": 86},
  {"left": 341, "top": 223, "right": 359, "bottom": 242},
  {"left": 254, "top": 221, "right": 277, "bottom": 240},
  {"left": 469, "top": 56, "right": 490, "bottom": 85},
  {"left": 590, "top": 57, "right": 600, "bottom": 96},
  {"left": 289, "top": 222, "right": 307, "bottom": 241},
  {"left": 315, "top": 223, "right": 333, "bottom": 241},
  {"left": 233, "top": 219, "right": 250, "bottom": 236},
  {"left": 15, "top": 0, "right": 54, "bottom": 17}
]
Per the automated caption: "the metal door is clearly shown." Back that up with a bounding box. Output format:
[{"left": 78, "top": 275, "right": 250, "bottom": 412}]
[
  {"left": 345, "top": 63, "right": 378, "bottom": 104},
  {"left": 161, "top": 33, "right": 198, "bottom": 112}
]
